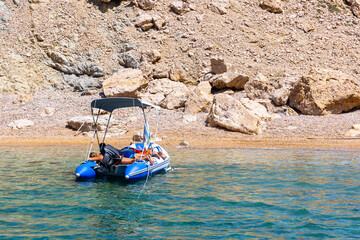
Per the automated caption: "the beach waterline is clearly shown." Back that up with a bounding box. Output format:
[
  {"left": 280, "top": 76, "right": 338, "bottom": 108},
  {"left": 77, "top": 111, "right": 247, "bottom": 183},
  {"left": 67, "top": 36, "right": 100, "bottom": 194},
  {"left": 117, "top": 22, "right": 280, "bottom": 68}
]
[{"left": 1, "top": 147, "right": 360, "bottom": 239}]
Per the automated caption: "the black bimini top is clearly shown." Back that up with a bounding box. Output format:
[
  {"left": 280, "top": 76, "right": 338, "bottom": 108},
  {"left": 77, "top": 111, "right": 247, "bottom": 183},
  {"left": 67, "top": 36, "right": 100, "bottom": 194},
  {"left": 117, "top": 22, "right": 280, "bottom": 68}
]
[{"left": 91, "top": 98, "right": 159, "bottom": 113}]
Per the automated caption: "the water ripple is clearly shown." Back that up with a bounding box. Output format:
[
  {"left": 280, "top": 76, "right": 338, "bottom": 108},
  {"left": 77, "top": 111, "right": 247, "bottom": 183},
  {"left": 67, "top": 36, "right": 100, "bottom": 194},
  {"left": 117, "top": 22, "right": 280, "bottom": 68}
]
[{"left": 1, "top": 147, "right": 360, "bottom": 239}]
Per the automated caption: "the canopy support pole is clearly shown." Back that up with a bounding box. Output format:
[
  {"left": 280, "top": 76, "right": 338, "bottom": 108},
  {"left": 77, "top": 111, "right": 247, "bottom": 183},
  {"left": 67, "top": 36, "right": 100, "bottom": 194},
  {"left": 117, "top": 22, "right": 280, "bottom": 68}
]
[{"left": 101, "top": 112, "right": 112, "bottom": 146}]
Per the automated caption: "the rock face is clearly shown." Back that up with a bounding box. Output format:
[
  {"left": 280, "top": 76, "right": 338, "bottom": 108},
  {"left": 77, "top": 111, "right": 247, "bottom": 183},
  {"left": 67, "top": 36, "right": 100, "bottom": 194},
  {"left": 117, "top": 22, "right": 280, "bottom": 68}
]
[
  {"left": 47, "top": 51, "right": 104, "bottom": 77},
  {"left": 102, "top": 69, "right": 147, "bottom": 98},
  {"left": 207, "top": 94, "right": 263, "bottom": 135},
  {"left": 289, "top": 68, "right": 360, "bottom": 115}
]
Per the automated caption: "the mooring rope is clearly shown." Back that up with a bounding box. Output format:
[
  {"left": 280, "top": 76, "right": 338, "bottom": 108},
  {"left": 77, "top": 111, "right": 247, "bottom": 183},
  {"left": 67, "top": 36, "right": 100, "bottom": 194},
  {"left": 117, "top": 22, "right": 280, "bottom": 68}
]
[{"left": 137, "top": 162, "right": 150, "bottom": 200}]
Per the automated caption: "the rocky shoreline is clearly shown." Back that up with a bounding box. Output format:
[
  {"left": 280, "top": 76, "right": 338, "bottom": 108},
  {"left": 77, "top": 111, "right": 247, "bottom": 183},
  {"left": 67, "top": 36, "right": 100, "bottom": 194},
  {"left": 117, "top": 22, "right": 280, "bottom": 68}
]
[{"left": 1, "top": 90, "right": 360, "bottom": 149}]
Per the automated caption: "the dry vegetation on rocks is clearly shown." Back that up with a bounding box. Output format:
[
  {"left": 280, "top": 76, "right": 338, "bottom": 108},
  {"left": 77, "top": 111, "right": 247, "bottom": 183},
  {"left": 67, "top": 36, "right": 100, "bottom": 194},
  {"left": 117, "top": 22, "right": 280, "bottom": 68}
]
[{"left": 1, "top": 0, "right": 360, "bottom": 147}]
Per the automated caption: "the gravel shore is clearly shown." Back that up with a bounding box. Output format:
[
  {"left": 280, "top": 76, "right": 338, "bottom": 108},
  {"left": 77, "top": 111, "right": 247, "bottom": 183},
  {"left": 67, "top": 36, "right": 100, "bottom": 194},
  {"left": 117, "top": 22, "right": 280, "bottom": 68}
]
[{"left": 1, "top": 91, "right": 360, "bottom": 150}]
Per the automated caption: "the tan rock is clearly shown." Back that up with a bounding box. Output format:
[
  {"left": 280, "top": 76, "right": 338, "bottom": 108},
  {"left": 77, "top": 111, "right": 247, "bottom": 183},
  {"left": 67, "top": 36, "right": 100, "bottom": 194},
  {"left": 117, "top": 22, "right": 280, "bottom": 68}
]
[
  {"left": 177, "top": 140, "right": 190, "bottom": 148},
  {"left": 141, "top": 49, "right": 161, "bottom": 63},
  {"left": 41, "top": 107, "right": 56, "bottom": 117},
  {"left": 289, "top": 68, "right": 360, "bottom": 115},
  {"left": 271, "top": 77, "right": 298, "bottom": 106},
  {"left": 259, "top": 0, "right": 283, "bottom": 13},
  {"left": 170, "top": 64, "right": 193, "bottom": 83},
  {"left": 140, "top": 78, "right": 190, "bottom": 108},
  {"left": 8, "top": 119, "right": 35, "bottom": 129},
  {"left": 153, "top": 15, "right": 166, "bottom": 30},
  {"left": 184, "top": 87, "right": 213, "bottom": 114},
  {"left": 345, "top": 129, "right": 360, "bottom": 137},
  {"left": 244, "top": 73, "right": 274, "bottom": 100},
  {"left": 208, "top": 2, "right": 228, "bottom": 15},
  {"left": 160, "top": 90, "right": 188, "bottom": 110},
  {"left": 353, "top": 124, "right": 360, "bottom": 130},
  {"left": 67, "top": 116, "right": 96, "bottom": 132},
  {"left": 170, "top": 1, "right": 189, "bottom": 15},
  {"left": 198, "top": 81, "right": 212, "bottom": 95},
  {"left": 103, "top": 69, "right": 147, "bottom": 98},
  {"left": 153, "top": 67, "right": 169, "bottom": 79},
  {"left": 240, "top": 98, "right": 272, "bottom": 121},
  {"left": 132, "top": 0, "right": 155, "bottom": 10},
  {"left": 135, "top": 14, "right": 153, "bottom": 31},
  {"left": 211, "top": 71, "right": 249, "bottom": 90},
  {"left": 351, "top": 0, "right": 360, "bottom": 17},
  {"left": 207, "top": 94, "right": 263, "bottom": 135},
  {"left": 210, "top": 56, "right": 227, "bottom": 74}
]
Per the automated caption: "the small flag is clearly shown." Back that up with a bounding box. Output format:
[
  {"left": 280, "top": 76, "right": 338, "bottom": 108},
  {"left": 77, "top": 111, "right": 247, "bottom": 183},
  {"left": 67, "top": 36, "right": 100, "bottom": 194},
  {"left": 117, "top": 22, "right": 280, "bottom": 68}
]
[{"left": 143, "top": 121, "right": 151, "bottom": 153}]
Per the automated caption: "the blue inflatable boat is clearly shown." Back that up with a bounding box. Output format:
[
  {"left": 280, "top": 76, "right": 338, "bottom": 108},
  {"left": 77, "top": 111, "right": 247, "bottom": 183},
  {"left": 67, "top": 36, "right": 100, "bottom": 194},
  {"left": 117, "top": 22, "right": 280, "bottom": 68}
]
[{"left": 75, "top": 98, "right": 171, "bottom": 181}]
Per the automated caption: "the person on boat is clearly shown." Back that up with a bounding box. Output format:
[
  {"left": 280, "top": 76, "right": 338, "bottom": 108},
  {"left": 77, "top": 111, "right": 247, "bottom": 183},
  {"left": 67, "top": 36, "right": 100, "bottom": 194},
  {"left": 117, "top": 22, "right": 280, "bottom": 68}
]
[
  {"left": 129, "top": 142, "right": 168, "bottom": 163},
  {"left": 88, "top": 143, "right": 154, "bottom": 166}
]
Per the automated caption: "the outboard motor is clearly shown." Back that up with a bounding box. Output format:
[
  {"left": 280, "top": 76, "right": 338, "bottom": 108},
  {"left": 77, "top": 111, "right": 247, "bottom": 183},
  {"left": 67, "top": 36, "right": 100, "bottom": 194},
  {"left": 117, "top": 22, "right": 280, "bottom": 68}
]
[{"left": 75, "top": 161, "right": 97, "bottom": 180}]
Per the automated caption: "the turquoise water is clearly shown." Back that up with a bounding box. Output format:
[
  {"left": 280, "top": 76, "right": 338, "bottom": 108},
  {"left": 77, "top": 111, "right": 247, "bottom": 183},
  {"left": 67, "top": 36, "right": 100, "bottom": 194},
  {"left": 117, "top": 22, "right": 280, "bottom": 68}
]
[{"left": 1, "top": 147, "right": 360, "bottom": 239}]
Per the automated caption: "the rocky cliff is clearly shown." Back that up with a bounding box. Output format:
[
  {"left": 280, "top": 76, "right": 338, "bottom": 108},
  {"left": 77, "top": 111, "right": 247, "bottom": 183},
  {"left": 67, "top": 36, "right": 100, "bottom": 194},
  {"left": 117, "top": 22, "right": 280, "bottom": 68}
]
[{"left": 1, "top": 0, "right": 360, "bottom": 135}]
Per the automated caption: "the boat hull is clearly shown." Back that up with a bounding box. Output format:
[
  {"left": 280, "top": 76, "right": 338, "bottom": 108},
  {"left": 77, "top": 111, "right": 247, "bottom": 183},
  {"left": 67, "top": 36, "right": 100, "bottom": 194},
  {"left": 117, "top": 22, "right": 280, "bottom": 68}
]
[{"left": 75, "top": 157, "right": 170, "bottom": 181}]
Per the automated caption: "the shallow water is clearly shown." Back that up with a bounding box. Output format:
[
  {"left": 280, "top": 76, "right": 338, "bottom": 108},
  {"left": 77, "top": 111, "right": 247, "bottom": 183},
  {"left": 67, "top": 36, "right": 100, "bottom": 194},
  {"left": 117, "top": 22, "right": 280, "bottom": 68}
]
[{"left": 1, "top": 147, "right": 360, "bottom": 239}]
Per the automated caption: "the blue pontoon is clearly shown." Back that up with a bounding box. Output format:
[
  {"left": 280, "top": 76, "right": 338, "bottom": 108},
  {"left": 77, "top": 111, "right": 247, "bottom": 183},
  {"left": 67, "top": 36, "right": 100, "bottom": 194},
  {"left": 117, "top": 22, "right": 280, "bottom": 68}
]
[{"left": 75, "top": 98, "right": 171, "bottom": 181}]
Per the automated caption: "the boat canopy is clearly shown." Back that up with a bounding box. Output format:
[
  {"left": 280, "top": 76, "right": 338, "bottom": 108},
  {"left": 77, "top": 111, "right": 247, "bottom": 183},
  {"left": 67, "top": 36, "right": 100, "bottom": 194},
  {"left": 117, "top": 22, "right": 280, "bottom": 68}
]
[{"left": 91, "top": 98, "right": 160, "bottom": 113}]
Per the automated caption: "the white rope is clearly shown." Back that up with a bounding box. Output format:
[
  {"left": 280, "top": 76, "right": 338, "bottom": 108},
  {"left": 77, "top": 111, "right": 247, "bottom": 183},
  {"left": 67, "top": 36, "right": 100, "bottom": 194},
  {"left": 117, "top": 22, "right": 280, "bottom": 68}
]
[
  {"left": 137, "top": 163, "right": 150, "bottom": 200},
  {"left": 74, "top": 121, "right": 86, "bottom": 136}
]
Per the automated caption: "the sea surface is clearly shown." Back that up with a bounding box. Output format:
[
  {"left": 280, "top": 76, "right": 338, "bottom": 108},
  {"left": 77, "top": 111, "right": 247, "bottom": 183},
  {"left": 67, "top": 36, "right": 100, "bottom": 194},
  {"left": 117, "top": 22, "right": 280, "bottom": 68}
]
[{"left": 1, "top": 146, "right": 360, "bottom": 239}]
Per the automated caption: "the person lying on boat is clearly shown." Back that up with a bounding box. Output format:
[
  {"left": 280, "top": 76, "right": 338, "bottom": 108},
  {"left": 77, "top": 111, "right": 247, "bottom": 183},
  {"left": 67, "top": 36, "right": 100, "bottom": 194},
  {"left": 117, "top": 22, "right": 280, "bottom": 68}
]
[
  {"left": 88, "top": 143, "right": 155, "bottom": 166},
  {"left": 129, "top": 142, "right": 168, "bottom": 162}
]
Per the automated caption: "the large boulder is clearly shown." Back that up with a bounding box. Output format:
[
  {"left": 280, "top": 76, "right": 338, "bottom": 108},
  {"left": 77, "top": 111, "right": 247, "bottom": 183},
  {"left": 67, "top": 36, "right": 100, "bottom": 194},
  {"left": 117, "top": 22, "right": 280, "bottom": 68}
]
[
  {"left": 185, "top": 82, "right": 213, "bottom": 113},
  {"left": 210, "top": 71, "right": 249, "bottom": 90},
  {"left": 139, "top": 78, "right": 190, "bottom": 109},
  {"left": 207, "top": 94, "right": 263, "bottom": 135},
  {"left": 244, "top": 73, "right": 274, "bottom": 100},
  {"left": 239, "top": 98, "right": 272, "bottom": 121},
  {"left": 271, "top": 76, "right": 298, "bottom": 106},
  {"left": 244, "top": 73, "right": 298, "bottom": 106},
  {"left": 289, "top": 68, "right": 360, "bottom": 115},
  {"left": 103, "top": 69, "right": 147, "bottom": 98}
]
